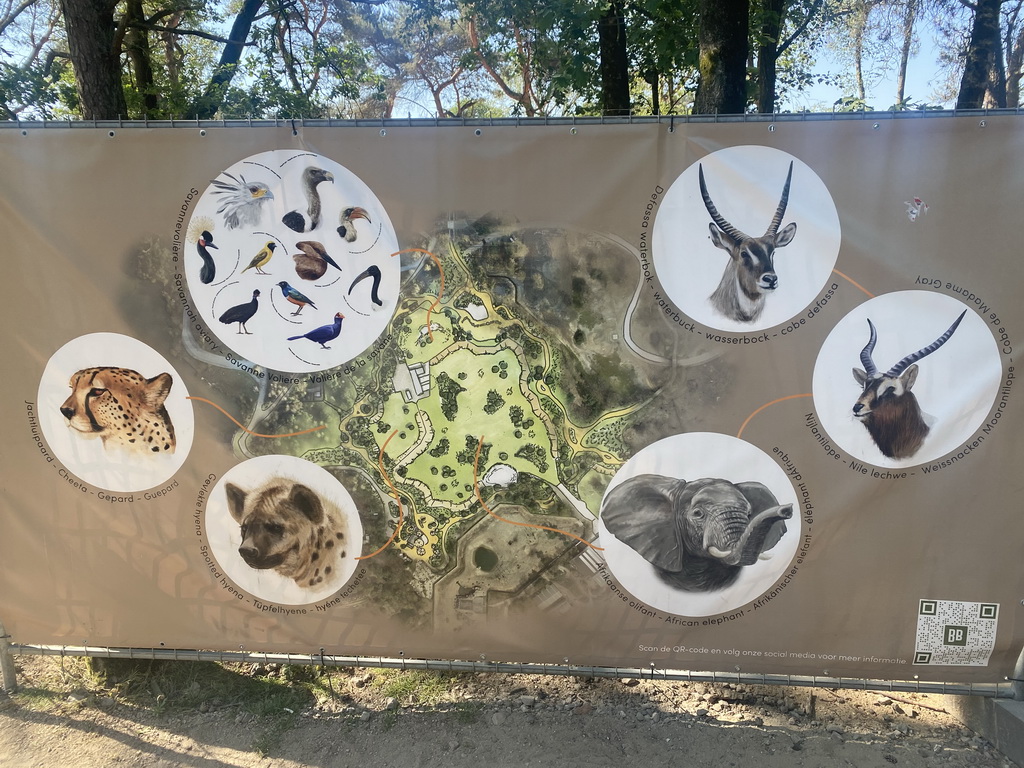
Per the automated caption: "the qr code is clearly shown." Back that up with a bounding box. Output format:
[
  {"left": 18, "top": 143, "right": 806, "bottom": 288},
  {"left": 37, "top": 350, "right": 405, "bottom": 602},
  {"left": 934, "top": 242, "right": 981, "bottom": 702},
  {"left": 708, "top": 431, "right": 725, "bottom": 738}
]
[{"left": 914, "top": 599, "right": 998, "bottom": 666}]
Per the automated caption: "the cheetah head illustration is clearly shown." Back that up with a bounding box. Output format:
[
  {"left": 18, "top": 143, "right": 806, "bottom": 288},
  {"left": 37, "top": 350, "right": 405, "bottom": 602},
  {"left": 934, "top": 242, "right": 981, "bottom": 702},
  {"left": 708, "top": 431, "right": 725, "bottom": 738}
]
[{"left": 59, "top": 367, "right": 175, "bottom": 455}]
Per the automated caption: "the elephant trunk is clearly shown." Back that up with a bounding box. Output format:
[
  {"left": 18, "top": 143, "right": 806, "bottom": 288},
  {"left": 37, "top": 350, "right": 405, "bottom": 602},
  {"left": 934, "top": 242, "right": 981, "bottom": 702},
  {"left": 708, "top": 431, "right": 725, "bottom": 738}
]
[{"left": 706, "top": 504, "right": 793, "bottom": 566}]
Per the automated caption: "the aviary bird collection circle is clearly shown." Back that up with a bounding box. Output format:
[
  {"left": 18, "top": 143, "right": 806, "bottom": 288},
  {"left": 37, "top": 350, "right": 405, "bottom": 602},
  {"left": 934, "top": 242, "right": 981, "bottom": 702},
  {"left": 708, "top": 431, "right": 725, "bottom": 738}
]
[{"left": 186, "top": 150, "right": 400, "bottom": 373}]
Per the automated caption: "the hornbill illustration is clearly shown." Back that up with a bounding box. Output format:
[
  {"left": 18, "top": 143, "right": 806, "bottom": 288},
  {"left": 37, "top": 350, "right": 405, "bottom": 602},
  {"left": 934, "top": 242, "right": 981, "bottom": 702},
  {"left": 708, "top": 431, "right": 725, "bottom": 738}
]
[
  {"left": 288, "top": 313, "right": 345, "bottom": 349},
  {"left": 291, "top": 240, "right": 342, "bottom": 281},
  {"left": 282, "top": 167, "right": 334, "bottom": 233},
  {"left": 337, "top": 206, "right": 371, "bottom": 242},
  {"left": 219, "top": 289, "right": 261, "bottom": 334},
  {"left": 210, "top": 173, "right": 274, "bottom": 229}
]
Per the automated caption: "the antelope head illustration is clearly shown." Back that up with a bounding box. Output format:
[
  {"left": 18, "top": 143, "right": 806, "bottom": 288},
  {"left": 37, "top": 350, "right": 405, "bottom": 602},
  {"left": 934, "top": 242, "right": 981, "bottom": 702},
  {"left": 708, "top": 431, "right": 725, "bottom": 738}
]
[
  {"left": 699, "top": 161, "right": 798, "bottom": 323},
  {"left": 851, "top": 310, "right": 967, "bottom": 460}
]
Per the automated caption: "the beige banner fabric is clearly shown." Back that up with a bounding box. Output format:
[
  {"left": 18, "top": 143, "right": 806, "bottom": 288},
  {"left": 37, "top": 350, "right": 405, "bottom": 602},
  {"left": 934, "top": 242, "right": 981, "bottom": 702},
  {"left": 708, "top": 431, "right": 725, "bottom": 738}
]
[{"left": 1, "top": 117, "right": 1021, "bottom": 684}]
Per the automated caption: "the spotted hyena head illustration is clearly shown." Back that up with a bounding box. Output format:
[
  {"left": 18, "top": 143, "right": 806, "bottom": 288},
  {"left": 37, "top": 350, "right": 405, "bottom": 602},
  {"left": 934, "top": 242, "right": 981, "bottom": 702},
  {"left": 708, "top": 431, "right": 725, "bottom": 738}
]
[{"left": 225, "top": 478, "right": 350, "bottom": 589}]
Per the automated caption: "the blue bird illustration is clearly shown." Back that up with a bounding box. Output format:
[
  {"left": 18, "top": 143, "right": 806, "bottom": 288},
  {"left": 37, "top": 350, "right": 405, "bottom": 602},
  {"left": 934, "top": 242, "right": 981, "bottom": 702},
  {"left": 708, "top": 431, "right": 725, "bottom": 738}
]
[
  {"left": 348, "top": 264, "right": 383, "bottom": 306},
  {"left": 276, "top": 281, "right": 317, "bottom": 315},
  {"left": 288, "top": 312, "right": 345, "bottom": 349}
]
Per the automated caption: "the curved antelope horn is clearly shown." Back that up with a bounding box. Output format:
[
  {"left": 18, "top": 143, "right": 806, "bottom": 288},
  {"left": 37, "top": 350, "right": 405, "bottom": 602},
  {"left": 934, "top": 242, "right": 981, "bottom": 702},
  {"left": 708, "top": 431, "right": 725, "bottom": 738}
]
[
  {"left": 698, "top": 164, "right": 748, "bottom": 241},
  {"left": 860, "top": 319, "right": 880, "bottom": 378},
  {"left": 766, "top": 161, "right": 794, "bottom": 236},
  {"left": 885, "top": 310, "right": 968, "bottom": 378}
]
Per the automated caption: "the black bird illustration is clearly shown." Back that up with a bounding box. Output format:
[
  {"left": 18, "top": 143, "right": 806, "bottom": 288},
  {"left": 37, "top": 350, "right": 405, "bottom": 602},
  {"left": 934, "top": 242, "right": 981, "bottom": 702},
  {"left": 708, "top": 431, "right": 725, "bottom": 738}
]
[
  {"left": 288, "top": 312, "right": 345, "bottom": 349},
  {"left": 348, "top": 264, "right": 383, "bottom": 306},
  {"left": 196, "top": 230, "right": 219, "bottom": 284},
  {"left": 337, "top": 206, "right": 371, "bottom": 242},
  {"left": 210, "top": 173, "right": 274, "bottom": 229},
  {"left": 282, "top": 167, "right": 334, "bottom": 233},
  {"left": 292, "top": 240, "right": 342, "bottom": 281},
  {"left": 219, "top": 289, "right": 261, "bottom": 334}
]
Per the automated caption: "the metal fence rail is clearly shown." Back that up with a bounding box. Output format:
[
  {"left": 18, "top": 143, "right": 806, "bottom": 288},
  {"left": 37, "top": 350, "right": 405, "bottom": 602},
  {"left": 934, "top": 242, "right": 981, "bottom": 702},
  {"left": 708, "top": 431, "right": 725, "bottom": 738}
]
[
  {"left": 1, "top": 108, "right": 1023, "bottom": 132},
  {"left": 3, "top": 642, "right": 1017, "bottom": 699}
]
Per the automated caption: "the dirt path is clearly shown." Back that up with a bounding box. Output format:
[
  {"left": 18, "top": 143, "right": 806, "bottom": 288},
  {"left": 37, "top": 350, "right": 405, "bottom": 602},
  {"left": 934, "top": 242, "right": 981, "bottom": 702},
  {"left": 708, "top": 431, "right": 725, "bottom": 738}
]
[{"left": 0, "top": 655, "right": 1017, "bottom": 768}]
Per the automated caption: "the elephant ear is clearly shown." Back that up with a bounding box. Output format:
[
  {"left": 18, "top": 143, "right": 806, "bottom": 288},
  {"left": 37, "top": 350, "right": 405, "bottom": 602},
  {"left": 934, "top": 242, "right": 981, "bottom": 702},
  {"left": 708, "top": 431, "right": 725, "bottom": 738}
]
[
  {"left": 601, "top": 474, "right": 689, "bottom": 572},
  {"left": 736, "top": 481, "right": 789, "bottom": 552}
]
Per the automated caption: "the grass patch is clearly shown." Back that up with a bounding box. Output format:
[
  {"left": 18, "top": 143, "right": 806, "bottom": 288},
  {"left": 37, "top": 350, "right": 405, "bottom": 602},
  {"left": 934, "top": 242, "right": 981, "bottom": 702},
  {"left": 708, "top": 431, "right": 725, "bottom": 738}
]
[
  {"left": 368, "top": 669, "right": 460, "bottom": 705},
  {"left": 13, "top": 657, "right": 315, "bottom": 719}
]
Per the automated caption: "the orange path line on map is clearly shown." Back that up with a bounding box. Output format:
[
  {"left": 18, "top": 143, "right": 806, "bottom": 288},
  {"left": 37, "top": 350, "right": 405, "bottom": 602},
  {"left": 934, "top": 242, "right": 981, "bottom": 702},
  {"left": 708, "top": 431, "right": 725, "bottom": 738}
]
[
  {"left": 392, "top": 248, "right": 444, "bottom": 340},
  {"left": 186, "top": 396, "right": 325, "bottom": 438},
  {"left": 356, "top": 430, "right": 402, "bottom": 560},
  {"left": 473, "top": 436, "right": 603, "bottom": 551},
  {"left": 832, "top": 268, "right": 875, "bottom": 299},
  {"left": 737, "top": 394, "right": 814, "bottom": 439}
]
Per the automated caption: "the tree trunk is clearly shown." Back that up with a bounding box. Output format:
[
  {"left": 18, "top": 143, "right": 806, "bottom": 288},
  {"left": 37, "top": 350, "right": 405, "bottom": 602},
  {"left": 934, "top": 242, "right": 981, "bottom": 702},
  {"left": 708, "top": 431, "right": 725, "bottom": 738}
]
[
  {"left": 598, "top": 0, "right": 631, "bottom": 116},
  {"left": 756, "top": 0, "right": 787, "bottom": 113},
  {"left": 694, "top": 0, "right": 749, "bottom": 114},
  {"left": 59, "top": 0, "right": 126, "bottom": 120},
  {"left": 124, "top": 0, "right": 157, "bottom": 116},
  {"left": 851, "top": 1, "right": 869, "bottom": 101},
  {"left": 957, "top": 0, "right": 1007, "bottom": 109},
  {"left": 1007, "top": 23, "right": 1024, "bottom": 107},
  {"left": 895, "top": 0, "right": 919, "bottom": 104},
  {"left": 188, "top": 0, "right": 265, "bottom": 119}
]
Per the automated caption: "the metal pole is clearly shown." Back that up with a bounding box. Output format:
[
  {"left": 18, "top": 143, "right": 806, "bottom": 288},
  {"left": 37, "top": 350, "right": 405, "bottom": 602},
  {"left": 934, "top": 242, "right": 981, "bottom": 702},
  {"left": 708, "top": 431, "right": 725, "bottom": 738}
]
[
  {"left": 0, "top": 620, "right": 16, "bottom": 693},
  {"left": 1012, "top": 642, "right": 1024, "bottom": 701}
]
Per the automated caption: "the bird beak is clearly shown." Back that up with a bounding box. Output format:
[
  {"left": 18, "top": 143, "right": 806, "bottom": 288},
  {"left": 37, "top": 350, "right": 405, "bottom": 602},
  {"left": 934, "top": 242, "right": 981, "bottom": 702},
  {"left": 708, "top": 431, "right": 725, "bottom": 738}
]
[
  {"left": 348, "top": 207, "right": 370, "bottom": 222},
  {"left": 206, "top": 241, "right": 219, "bottom": 249}
]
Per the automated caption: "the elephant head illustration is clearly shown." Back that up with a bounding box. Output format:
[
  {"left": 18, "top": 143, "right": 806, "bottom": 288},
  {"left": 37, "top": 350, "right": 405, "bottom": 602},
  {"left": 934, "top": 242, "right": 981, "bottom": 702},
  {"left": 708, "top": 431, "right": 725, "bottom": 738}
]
[{"left": 601, "top": 475, "right": 792, "bottom": 592}]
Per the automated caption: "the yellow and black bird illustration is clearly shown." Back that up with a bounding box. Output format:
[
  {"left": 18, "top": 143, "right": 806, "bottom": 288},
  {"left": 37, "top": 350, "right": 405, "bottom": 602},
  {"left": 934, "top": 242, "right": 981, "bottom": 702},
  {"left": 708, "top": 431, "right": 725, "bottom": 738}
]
[
  {"left": 241, "top": 242, "right": 277, "bottom": 274},
  {"left": 337, "top": 206, "right": 371, "bottom": 242},
  {"left": 211, "top": 173, "right": 275, "bottom": 229},
  {"left": 291, "top": 240, "right": 342, "bottom": 281},
  {"left": 282, "top": 167, "right": 334, "bottom": 233},
  {"left": 219, "top": 289, "right": 260, "bottom": 334}
]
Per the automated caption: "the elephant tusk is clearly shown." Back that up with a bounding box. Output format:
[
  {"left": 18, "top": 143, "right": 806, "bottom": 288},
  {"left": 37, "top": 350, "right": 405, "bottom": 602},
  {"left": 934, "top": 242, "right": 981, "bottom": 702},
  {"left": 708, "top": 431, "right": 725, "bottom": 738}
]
[
  {"left": 707, "top": 546, "right": 733, "bottom": 559},
  {"left": 758, "top": 551, "right": 774, "bottom": 561}
]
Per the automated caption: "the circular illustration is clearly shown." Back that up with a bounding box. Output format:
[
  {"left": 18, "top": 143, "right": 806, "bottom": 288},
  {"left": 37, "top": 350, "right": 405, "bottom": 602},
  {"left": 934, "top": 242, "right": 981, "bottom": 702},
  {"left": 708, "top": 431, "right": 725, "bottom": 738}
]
[
  {"left": 185, "top": 150, "right": 400, "bottom": 373},
  {"left": 812, "top": 291, "right": 1000, "bottom": 468},
  {"left": 37, "top": 333, "right": 194, "bottom": 492},
  {"left": 652, "top": 145, "right": 841, "bottom": 333},
  {"left": 597, "top": 433, "right": 800, "bottom": 617},
  {"left": 205, "top": 455, "right": 364, "bottom": 605}
]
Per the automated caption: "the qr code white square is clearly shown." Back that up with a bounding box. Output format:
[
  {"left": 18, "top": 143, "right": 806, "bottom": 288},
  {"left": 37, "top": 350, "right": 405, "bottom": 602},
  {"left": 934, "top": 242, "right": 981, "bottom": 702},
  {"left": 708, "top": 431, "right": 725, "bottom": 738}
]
[{"left": 914, "top": 599, "right": 998, "bottom": 666}]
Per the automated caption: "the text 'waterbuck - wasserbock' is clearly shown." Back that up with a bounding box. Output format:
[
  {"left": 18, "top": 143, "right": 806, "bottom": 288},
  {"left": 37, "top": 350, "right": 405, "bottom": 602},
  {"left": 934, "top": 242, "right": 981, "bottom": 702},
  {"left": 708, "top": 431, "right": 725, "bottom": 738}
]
[
  {"left": 699, "top": 161, "right": 798, "bottom": 323},
  {"left": 851, "top": 310, "right": 967, "bottom": 460}
]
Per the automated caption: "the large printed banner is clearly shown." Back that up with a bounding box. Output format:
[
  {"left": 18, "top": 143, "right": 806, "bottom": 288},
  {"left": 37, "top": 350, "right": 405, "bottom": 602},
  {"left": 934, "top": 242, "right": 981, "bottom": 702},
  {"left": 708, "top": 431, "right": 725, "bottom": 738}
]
[{"left": 2, "top": 118, "right": 1022, "bottom": 683}]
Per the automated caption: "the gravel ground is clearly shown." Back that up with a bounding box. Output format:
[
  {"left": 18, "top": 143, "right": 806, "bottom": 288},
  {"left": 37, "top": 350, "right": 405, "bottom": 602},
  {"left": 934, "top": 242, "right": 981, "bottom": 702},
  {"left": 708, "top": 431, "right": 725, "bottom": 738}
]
[{"left": 0, "top": 655, "right": 1019, "bottom": 767}]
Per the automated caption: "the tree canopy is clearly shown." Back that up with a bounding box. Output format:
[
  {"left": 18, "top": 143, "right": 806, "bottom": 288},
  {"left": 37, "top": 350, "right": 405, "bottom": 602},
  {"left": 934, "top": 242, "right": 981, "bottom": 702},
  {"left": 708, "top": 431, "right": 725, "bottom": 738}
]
[{"left": 1, "top": 0, "right": 1019, "bottom": 120}]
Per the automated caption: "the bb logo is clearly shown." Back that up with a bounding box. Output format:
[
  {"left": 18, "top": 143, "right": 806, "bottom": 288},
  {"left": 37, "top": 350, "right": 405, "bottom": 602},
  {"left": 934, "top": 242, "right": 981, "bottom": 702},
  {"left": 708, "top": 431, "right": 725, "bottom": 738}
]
[{"left": 943, "top": 625, "right": 968, "bottom": 646}]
